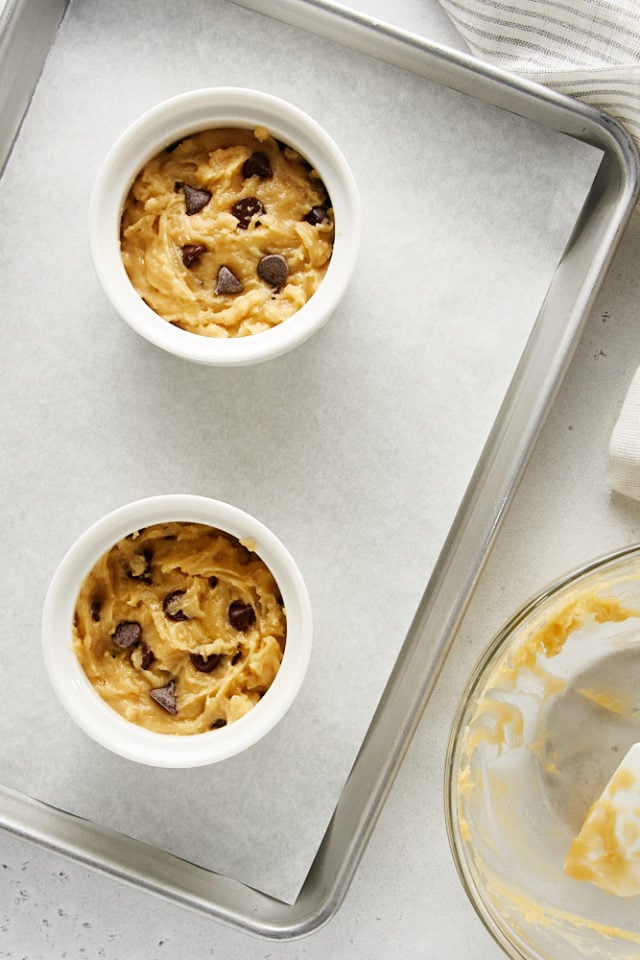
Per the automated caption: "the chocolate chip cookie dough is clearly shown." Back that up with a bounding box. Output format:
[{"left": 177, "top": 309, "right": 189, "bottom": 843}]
[
  {"left": 120, "top": 126, "right": 335, "bottom": 337},
  {"left": 72, "top": 523, "right": 286, "bottom": 734}
]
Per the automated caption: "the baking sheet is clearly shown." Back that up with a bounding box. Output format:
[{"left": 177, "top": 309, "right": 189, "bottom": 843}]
[{"left": 0, "top": 0, "right": 604, "bottom": 905}]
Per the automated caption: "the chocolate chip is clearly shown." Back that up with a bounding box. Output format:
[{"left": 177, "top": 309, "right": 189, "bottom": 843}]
[
  {"left": 231, "top": 650, "right": 242, "bottom": 665},
  {"left": 210, "top": 718, "right": 227, "bottom": 729},
  {"left": 257, "top": 254, "right": 289, "bottom": 288},
  {"left": 90, "top": 598, "right": 102, "bottom": 622},
  {"left": 215, "top": 265, "right": 243, "bottom": 295},
  {"left": 190, "top": 652, "right": 223, "bottom": 673},
  {"left": 182, "top": 183, "right": 212, "bottom": 215},
  {"left": 231, "top": 196, "right": 264, "bottom": 229},
  {"left": 242, "top": 151, "right": 272, "bottom": 179},
  {"left": 163, "top": 590, "right": 188, "bottom": 622},
  {"left": 150, "top": 680, "right": 177, "bottom": 715},
  {"left": 228, "top": 600, "right": 256, "bottom": 632},
  {"left": 113, "top": 621, "right": 142, "bottom": 649},
  {"left": 181, "top": 243, "right": 207, "bottom": 268},
  {"left": 304, "top": 206, "right": 328, "bottom": 226},
  {"left": 208, "top": 576, "right": 219, "bottom": 588},
  {"left": 140, "top": 643, "right": 155, "bottom": 670}
]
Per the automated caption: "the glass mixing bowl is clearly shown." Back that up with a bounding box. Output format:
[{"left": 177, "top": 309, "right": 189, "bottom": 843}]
[{"left": 446, "top": 544, "right": 640, "bottom": 960}]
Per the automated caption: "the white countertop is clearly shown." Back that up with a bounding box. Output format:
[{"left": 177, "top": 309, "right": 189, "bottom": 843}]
[{"left": 3, "top": 2, "right": 640, "bottom": 957}]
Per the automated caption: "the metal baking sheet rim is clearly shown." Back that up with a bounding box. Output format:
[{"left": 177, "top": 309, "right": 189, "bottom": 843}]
[{"left": 1, "top": 0, "right": 638, "bottom": 940}]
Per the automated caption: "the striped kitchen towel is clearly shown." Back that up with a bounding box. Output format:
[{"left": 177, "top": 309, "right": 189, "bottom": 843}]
[{"left": 437, "top": 0, "right": 640, "bottom": 150}]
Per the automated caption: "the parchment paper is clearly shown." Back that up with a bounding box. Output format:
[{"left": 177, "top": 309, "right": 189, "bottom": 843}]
[{"left": 0, "top": 0, "right": 603, "bottom": 903}]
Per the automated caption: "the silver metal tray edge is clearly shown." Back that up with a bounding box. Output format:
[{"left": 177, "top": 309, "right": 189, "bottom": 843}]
[
  {"left": 1, "top": 0, "right": 638, "bottom": 939},
  {"left": 0, "top": 0, "right": 67, "bottom": 176}
]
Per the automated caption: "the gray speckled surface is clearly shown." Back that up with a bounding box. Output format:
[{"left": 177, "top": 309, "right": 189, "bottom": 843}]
[{"left": 3, "top": 0, "right": 640, "bottom": 956}]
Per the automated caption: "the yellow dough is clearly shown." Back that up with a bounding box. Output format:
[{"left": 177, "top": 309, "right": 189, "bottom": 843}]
[
  {"left": 120, "top": 126, "right": 334, "bottom": 337},
  {"left": 72, "top": 523, "right": 286, "bottom": 734}
]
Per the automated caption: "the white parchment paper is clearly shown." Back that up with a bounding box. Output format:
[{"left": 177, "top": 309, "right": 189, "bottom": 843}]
[{"left": 0, "top": 0, "right": 602, "bottom": 903}]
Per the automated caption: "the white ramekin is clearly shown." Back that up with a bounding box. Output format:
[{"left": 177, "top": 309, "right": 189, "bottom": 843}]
[
  {"left": 41, "top": 495, "right": 312, "bottom": 767},
  {"left": 88, "top": 87, "right": 360, "bottom": 365}
]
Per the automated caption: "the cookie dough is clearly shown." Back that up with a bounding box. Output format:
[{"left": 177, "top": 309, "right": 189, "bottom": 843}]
[
  {"left": 120, "top": 126, "right": 335, "bottom": 337},
  {"left": 72, "top": 522, "right": 286, "bottom": 735}
]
